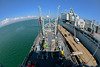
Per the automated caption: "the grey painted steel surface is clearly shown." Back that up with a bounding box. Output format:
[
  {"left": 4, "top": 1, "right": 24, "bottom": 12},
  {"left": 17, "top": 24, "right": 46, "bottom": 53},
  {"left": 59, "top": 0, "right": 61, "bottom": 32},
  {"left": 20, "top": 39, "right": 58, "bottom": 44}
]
[{"left": 62, "top": 22, "right": 100, "bottom": 63}]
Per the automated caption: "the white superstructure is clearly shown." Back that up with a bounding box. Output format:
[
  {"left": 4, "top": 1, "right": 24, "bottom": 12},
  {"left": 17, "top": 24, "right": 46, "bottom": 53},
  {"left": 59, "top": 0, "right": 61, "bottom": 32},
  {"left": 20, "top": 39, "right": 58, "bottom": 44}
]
[
  {"left": 61, "top": 8, "right": 86, "bottom": 29},
  {"left": 77, "top": 19, "right": 85, "bottom": 29}
]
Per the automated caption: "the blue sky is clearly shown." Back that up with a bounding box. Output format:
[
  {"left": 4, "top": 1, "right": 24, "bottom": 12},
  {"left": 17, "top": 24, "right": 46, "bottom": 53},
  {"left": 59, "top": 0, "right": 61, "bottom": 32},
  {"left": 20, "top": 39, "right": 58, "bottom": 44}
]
[{"left": 0, "top": 0, "right": 100, "bottom": 24}]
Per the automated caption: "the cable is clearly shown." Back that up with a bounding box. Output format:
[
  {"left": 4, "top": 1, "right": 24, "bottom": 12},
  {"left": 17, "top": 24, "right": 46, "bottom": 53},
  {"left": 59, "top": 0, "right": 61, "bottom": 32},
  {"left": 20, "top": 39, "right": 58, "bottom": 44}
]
[{"left": 86, "top": 43, "right": 99, "bottom": 64}]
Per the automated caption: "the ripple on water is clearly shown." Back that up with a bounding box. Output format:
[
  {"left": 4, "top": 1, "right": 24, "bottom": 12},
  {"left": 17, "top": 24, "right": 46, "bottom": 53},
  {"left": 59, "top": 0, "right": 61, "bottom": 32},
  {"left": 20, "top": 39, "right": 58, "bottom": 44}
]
[{"left": 0, "top": 19, "right": 39, "bottom": 67}]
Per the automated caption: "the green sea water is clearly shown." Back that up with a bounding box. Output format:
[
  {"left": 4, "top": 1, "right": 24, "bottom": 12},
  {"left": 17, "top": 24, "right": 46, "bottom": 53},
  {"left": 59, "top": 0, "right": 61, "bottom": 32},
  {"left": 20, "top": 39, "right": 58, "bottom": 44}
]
[
  {"left": 0, "top": 19, "right": 39, "bottom": 67},
  {"left": 0, "top": 19, "right": 55, "bottom": 67}
]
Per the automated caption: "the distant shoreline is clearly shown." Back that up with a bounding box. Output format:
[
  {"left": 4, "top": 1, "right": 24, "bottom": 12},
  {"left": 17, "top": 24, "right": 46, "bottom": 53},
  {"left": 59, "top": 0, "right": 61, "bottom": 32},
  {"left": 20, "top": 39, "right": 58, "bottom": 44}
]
[{"left": 0, "top": 19, "right": 37, "bottom": 28}]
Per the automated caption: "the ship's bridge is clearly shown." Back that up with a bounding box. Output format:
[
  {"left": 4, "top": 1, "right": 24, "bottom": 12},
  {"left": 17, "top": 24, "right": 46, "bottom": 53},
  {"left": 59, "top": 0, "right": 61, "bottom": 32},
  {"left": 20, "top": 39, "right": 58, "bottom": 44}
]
[{"left": 44, "top": 23, "right": 55, "bottom": 34}]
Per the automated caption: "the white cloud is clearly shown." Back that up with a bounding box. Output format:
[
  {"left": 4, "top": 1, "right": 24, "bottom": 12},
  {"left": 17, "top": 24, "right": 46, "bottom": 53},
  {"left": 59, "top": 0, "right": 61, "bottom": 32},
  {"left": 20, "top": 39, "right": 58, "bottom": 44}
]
[{"left": 0, "top": 16, "right": 38, "bottom": 27}]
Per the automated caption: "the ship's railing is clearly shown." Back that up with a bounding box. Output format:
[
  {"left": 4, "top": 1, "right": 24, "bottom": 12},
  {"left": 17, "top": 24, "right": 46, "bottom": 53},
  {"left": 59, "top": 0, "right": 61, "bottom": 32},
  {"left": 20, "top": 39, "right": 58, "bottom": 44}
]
[
  {"left": 20, "top": 32, "right": 41, "bottom": 67},
  {"left": 32, "top": 32, "right": 41, "bottom": 48}
]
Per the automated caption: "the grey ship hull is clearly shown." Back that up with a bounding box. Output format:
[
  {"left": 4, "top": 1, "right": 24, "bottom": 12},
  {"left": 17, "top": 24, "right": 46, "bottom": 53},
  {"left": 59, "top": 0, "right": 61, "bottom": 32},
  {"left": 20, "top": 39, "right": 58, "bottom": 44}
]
[{"left": 62, "top": 22, "right": 100, "bottom": 64}]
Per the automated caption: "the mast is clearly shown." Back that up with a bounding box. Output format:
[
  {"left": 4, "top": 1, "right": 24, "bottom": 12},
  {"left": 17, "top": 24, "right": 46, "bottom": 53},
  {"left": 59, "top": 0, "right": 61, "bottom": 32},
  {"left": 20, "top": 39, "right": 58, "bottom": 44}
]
[
  {"left": 95, "top": 21, "right": 99, "bottom": 33},
  {"left": 49, "top": 10, "right": 50, "bottom": 23},
  {"left": 71, "top": 8, "right": 78, "bottom": 38},
  {"left": 55, "top": 5, "right": 60, "bottom": 35},
  {"left": 38, "top": 18, "right": 39, "bottom": 33},
  {"left": 71, "top": 8, "right": 76, "bottom": 38},
  {"left": 74, "top": 15, "right": 77, "bottom": 38},
  {"left": 57, "top": 6, "right": 60, "bottom": 20},
  {"left": 92, "top": 20, "right": 95, "bottom": 36},
  {"left": 38, "top": 6, "right": 44, "bottom": 35}
]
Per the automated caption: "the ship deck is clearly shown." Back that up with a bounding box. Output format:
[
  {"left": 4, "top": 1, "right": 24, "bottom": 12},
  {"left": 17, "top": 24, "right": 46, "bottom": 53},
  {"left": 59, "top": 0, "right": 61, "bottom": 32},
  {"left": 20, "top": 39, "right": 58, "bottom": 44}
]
[
  {"left": 26, "top": 51, "right": 59, "bottom": 67},
  {"left": 21, "top": 23, "right": 98, "bottom": 67},
  {"left": 21, "top": 31, "right": 78, "bottom": 67},
  {"left": 58, "top": 25, "right": 97, "bottom": 66}
]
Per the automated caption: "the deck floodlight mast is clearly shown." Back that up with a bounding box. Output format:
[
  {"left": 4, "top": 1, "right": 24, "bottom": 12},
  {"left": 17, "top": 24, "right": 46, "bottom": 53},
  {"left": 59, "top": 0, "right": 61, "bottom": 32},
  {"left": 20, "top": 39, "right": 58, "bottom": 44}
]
[
  {"left": 49, "top": 10, "right": 50, "bottom": 23},
  {"left": 55, "top": 5, "right": 60, "bottom": 35},
  {"left": 72, "top": 8, "right": 77, "bottom": 38},
  {"left": 38, "top": 6, "right": 42, "bottom": 18},
  {"left": 74, "top": 13, "right": 76, "bottom": 38},
  {"left": 57, "top": 5, "right": 60, "bottom": 20},
  {"left": 38, "top": 6, "right": 44, "bottom": 35}
]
